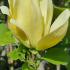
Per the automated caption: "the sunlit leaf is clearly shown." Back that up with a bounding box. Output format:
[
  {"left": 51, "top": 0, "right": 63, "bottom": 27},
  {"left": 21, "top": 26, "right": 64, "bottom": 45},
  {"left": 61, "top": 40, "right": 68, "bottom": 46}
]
[{"left": 0, "top": 23, "right": 15, "bottom": 46}]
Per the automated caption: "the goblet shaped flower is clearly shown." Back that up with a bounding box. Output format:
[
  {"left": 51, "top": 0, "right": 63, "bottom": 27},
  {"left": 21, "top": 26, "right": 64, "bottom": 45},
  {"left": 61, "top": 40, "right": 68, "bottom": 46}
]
[{"left": 0, "top": 0, "right": 70, "bottom": 50}]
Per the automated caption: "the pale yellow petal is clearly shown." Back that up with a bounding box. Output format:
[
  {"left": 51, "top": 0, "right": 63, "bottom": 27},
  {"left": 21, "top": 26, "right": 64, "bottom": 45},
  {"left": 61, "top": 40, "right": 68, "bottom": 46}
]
[
  {"left": 40, "top": 0, "right": 53, "bottom": 35},
  {"left": 8, "top": 0, "right": 17, "bottom": 18},
  {"left": 8, "top": 0, "right": 16, "bottom": 7},
  {"left": 50, "top": 9, "right": 70, "bottom": 33},
  {"left": 14, "top": 0, "right": 43, "bottom": 47},
  {"left": 8, "top": 0, "right": 13, "bottom": 14},
  {"left": 8, "top": 22, "right": 30, "bottom": 48},
  {"left": 36, "top": 22, "right": 68, "bottom": 50},
  {"left": 36, "top": 9, "right": 70, "bottom": 50}
]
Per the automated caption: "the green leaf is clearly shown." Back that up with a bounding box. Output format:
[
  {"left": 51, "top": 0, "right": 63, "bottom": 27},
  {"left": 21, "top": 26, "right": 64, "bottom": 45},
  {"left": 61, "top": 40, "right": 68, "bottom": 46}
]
[
  {"left": 43, "top": 44, "right": 69, "bottom": 65},
  {"left": 0, "top": 23, "right": 15, "bottom": 46},
  {"left": 66, "top": 43, "right": 70, "bottom": 70},
  {"left": 22, "top": 63, "right": 30, "bottom": 70},
  {"left": 67, "top": 62, "right": 70, "bottom": 70},
  {"left": 22, "top": 63, "right": 34, "bottom": 70},
  {"left": 8, "top": 48, "right": 26, "bottom": 61}
]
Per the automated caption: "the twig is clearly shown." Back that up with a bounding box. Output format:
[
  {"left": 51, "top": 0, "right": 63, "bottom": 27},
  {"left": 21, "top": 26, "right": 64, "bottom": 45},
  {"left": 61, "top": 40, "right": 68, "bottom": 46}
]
[
  {"left": 6, "top": 44, "right": 14, "bottom": 70},
  {"left": 56, "top": 65, "right": 60, "bottom": 70}
]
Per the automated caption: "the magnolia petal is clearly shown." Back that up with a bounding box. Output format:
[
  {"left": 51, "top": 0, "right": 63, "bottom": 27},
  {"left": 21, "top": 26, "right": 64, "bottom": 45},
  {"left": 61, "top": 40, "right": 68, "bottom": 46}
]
[
  {"left": 0, "top": 6, "right": 10, "bottom": 15},
  {"left": 40, "top": 0, "right": 53, "bottom": 35},
  {"left": 8, "top": 0, "right": 13, "bottom": 13},
  {"left": 13, "top": 0, "right": 43, "bottom": 47},
  {"left": 50, "top": 9, "right": 70, "bottom": 33},
  {"left": 36, "top": 22, "right": 68, "bottom": 50},
  {"left": 8, "top": 0, "right": 16, "bottom": 7},
  {"left": 8, "top": 0, "right": 17, "bottom": 18},
  {"left": 8, "top": 22, "right": 30, "bottom": 48},
  {"left": 36, "top": 9, "right": 70, "bottom": 50}
]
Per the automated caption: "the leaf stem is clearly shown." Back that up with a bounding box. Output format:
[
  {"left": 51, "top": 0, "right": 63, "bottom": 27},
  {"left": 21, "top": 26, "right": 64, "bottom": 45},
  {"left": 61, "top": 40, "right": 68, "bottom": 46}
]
[
  {"left": 7, "top": 44, "right": 14, "bottom": 70},
  {"left": 56, "top": 65, "right": 60, "bottom": 70}
]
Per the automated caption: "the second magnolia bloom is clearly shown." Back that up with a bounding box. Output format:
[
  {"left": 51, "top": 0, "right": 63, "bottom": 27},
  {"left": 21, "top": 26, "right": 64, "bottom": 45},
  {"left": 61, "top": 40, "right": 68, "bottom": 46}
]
[{"left": 0, "top": 0, "right": 70, "bottom": 50}]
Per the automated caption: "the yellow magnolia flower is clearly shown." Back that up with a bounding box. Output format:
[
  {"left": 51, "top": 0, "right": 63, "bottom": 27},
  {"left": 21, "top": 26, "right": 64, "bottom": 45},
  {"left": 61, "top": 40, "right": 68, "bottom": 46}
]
[{"left": 0, "top": 0, "right": 70, "bottom": 50}]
